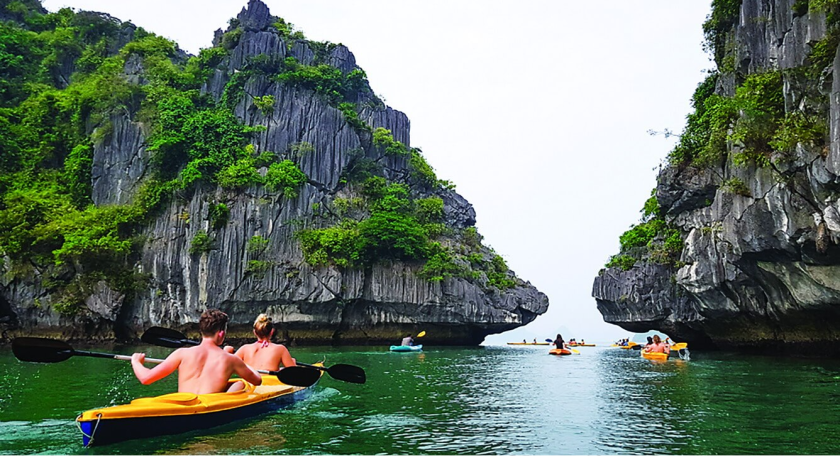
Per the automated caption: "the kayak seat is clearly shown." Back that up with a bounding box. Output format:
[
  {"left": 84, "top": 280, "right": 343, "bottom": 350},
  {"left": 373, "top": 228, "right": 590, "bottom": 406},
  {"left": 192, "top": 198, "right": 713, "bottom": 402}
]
[
  {"left": 131, "top": 392, "right": 199, "bottom": 405},
  {"left": 254, "top": 384, "right": 295, "bottom": 395}
]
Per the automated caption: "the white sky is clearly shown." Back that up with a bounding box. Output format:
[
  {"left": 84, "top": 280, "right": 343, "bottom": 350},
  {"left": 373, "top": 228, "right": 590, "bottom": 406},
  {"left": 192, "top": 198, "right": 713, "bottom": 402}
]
[{"left": 42, "top": 0, "right": 713, "bottom": 344}]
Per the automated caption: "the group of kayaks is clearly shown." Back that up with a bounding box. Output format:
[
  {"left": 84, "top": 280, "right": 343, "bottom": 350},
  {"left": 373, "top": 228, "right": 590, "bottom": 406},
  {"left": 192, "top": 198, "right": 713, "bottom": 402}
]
[
  {"left": 546, "top": 340, "right": 689, "bottom": 361},
  {"left": 612, "top": 341, "right": 690, "bottom": 362}
]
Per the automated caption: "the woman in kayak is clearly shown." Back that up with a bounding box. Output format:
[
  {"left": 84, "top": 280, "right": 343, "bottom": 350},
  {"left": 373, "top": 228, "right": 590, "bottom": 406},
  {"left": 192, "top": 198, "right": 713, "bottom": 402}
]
[
  {"left": 552, "top": 334, "right": 566, "bottom": 350},
  {"left": 235, "top": 314, "right": 297, "bottom": 371},
  {"left": 645, "top": 335, "right": 670, "bottom": 354}
]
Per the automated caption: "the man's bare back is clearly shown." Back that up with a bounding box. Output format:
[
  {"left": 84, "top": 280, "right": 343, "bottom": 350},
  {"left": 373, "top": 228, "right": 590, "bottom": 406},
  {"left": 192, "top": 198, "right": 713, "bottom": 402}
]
[
  {"left": 132, "top": 309, "right": 262, "bottom": 394},
  {"left": 133, "top": 339, "right": 262, "bottom": 394}
]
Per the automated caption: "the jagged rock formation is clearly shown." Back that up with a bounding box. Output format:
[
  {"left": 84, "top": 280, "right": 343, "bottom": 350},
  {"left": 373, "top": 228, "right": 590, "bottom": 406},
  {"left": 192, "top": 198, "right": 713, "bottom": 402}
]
[
  {"left": 593, "top": 0, "right": 840, "bottom": 356},
  {"left": 0, "top": 0, "right": 548, "bottom": 344}
]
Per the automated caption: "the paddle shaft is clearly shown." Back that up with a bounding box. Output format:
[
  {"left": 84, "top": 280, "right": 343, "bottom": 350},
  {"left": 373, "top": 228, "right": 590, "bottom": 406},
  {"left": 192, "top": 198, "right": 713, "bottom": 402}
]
[{"left": 76, "top": 350, "right": 165, "bottom": 364}]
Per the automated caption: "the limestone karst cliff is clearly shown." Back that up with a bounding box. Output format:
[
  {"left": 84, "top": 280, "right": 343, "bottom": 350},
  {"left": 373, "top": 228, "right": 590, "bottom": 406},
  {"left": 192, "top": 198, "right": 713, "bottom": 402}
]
[
  {"left": 0, "top": 0, "right": 548, "bottom": 344},
  {"left": 593, "top": 0, "right": 840, "bottom": 355}
]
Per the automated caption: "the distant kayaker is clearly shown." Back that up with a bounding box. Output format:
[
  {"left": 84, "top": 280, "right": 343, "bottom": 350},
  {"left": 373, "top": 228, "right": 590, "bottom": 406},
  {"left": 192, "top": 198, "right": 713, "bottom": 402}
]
[
  {"left": 402, "top": 334, "right": 414, "bottom": 346},
  {"left": 552, "top": 333, "right": 566, "bottom": 350},
  {"left": 645, "top": 335, "right": 669, "bottom": 354},
  {"left": 235, "top": 314, "right": 297, "bottom": 371},
  {"left": 131, "top": 309, "right": 262, "bottom": 394}
]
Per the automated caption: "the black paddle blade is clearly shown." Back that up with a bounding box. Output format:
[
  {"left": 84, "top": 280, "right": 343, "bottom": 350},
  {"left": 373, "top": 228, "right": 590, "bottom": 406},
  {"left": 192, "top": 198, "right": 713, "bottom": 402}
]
[
  {"left": 327, "top": 364, "right": 366, "bottom": 384},
  {"left": 276, "top": 366, "right": 322, "bottom": 387},
  {"left": 12, "top": 337, "right": 74, "bottom": 363},
  {"left": 141, "top": 326, "right": 197, "bottom": 348}
]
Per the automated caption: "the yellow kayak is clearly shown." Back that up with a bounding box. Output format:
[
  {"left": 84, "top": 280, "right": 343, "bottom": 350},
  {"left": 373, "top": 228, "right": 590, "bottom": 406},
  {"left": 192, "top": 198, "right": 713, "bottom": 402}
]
[
  {"left": 76, "top": 371, "right": 321, "bottom": 447},
  {"left": 641, "top": 351, "right": 668, "bottom": 361}
]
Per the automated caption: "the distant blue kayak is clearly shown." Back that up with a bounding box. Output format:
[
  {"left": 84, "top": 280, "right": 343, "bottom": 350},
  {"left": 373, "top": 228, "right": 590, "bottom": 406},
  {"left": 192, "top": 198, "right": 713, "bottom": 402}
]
[{"left": 390, "top": 345, "right": 423, "bottom": 352}]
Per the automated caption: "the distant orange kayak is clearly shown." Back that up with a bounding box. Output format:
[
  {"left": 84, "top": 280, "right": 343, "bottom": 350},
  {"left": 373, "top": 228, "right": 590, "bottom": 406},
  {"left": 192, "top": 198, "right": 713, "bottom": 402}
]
[{"left": 549, "top": 349, "right": 572, "bottom": 356}]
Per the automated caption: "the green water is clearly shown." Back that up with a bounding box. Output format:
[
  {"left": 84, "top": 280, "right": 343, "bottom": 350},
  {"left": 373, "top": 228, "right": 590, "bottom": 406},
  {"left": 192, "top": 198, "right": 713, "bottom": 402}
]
[{"left": 1, "top": 343, "right": 840, "bottom": 454}]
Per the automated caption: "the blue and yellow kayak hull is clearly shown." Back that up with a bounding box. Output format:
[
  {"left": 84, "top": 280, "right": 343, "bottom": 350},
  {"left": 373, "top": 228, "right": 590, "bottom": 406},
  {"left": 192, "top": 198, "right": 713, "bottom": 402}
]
[{"left": 76, "top": 372, "right": 320, "bottom": 447}]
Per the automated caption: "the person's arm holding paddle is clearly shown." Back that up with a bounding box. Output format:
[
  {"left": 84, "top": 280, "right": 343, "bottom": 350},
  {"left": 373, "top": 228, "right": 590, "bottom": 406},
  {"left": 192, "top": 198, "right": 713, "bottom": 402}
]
[{"left": 131, "top": 349, "right": 183, "bottom": 385}]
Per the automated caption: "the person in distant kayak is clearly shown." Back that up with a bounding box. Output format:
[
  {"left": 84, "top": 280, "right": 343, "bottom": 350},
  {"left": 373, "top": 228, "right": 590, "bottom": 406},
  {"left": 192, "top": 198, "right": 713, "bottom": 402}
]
[
  {"left": 645, "top": 335, "right": 668, "bottom": 354},
  {"left": 402, "top": 334, "right": 414, "bottom": 346},
  {"left": 235, "top": 313, "right": 297, "bottom": 371},
  {"left": 553, "top": 334, "right": 566, "bottom": 350},
  {"left": 131, "top": 309, "right": 262, "bottom": 394}
]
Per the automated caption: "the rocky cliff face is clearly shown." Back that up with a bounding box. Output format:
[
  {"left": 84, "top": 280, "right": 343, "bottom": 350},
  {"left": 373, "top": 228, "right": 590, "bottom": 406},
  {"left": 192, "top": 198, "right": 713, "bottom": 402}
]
[
  {"left": 0, "top": 0, "right": 548, "bottom": 344},
  {"left": 593, "top": 0, "right": 840, "bottom": 355}
]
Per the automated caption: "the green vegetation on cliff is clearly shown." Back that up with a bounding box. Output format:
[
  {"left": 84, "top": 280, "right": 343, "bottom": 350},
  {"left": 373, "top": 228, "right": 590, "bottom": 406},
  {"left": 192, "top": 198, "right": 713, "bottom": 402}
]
[
  {"left": 0, "top": 1, "right": 308, "bottom": 313},
  {"left": 605, "top": 191, "right": 683, "bottom": 271},
  {"left": 607, "top": 0, "right": 836, "bottom": 273},
  {"left": 0, "top": 0, "right": 518, "bottom": 314}
]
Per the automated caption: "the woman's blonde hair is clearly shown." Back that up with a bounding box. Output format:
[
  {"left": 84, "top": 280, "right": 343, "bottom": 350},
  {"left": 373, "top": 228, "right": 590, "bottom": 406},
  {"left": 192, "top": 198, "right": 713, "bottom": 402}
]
[
  {"left": 653, "top": 334, "right": 661, "bottom": 344},
  {"left": 253, "top": 313, "right": 274, "bottom": 339}
]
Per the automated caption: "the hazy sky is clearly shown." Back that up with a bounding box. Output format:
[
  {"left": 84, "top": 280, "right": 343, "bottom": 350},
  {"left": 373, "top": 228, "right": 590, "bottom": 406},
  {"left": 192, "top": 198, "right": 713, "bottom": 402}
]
[{"left": 41, "top": 0, "right": 713, "bottom": 344}]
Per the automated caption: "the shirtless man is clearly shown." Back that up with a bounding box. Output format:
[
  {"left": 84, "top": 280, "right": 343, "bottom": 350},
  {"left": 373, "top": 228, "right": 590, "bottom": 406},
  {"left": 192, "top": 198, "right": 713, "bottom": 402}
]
[
  {"left": 235, "top": 314, "right": 296, "bottom": 371},
  {"left": 131, "top": 309, "right": 262, "bottom": 394}
]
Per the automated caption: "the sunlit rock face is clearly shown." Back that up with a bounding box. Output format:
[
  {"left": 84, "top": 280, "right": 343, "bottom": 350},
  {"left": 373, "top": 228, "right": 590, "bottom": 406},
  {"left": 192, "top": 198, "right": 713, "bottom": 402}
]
[
  {"left": 593, "top": 1, "right": 840, "bottom": 355},
  {"left": 0, "top": 0, "right": 548, "bottom": 345}
]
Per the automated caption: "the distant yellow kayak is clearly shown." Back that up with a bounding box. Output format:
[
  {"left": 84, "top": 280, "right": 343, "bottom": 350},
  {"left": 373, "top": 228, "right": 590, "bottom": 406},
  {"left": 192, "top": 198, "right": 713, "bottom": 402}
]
[{"left": 641, "top": 351, "right": 668, "bottom": 361}]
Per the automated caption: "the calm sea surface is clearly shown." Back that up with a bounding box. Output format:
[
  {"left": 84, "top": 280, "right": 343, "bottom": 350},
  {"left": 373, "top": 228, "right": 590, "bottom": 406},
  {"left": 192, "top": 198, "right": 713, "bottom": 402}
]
[{"left": 1, "top": 343, "right": 839, "bottom": 454}]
